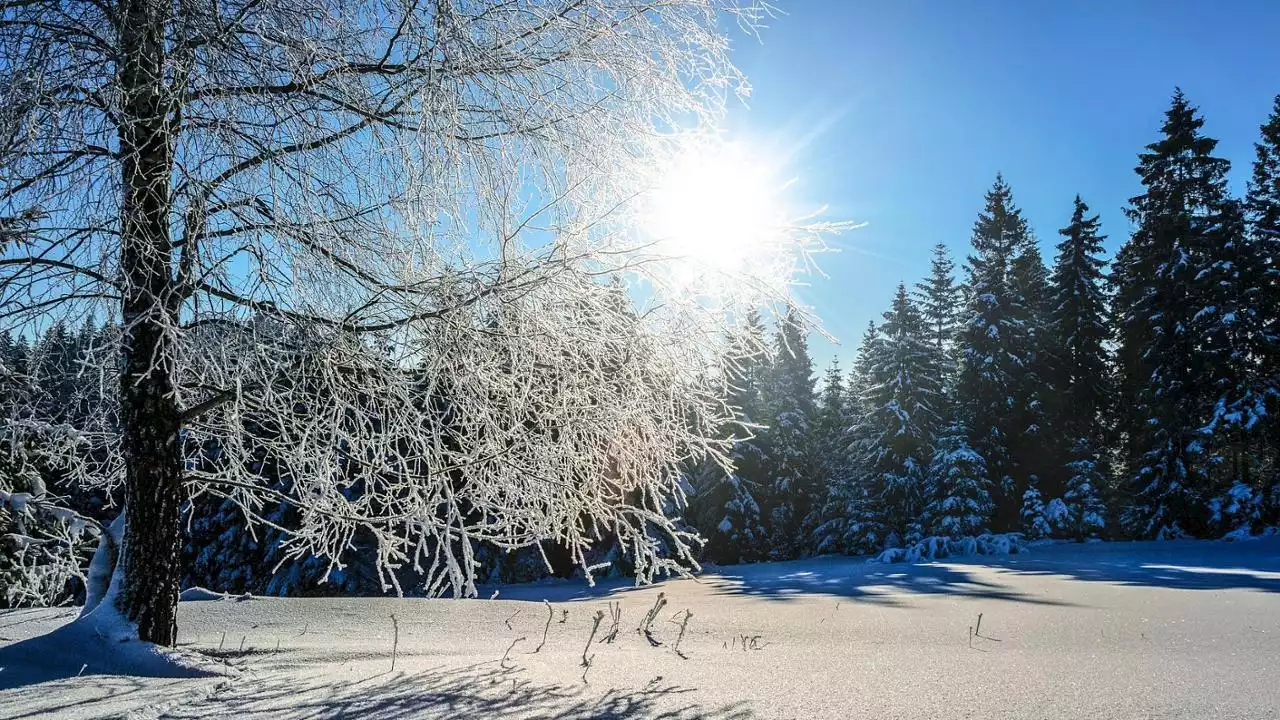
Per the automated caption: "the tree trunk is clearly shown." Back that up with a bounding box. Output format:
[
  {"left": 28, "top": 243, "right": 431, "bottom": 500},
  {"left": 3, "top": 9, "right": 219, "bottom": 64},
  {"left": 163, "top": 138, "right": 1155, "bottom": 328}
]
[{"left": 116, "top": 0, "right": 182, "bottom": 647}]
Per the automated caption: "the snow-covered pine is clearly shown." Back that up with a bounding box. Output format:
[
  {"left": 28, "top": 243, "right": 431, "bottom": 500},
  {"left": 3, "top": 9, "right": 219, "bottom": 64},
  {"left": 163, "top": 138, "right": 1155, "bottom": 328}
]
[
  {"left": 1050, "top": 196, "right": 1112, "bottom": 447},
  {"left": 691, "top": 311, "right": 770, "bottom": 565},
  {"left": 759, "top": 304, "right": 821, "bottom": 559},
  {"left": 1244, "top": 94, "right": 1280, "bottom": 529},
  {"left": 1113, "top": 90, "right": 1241, "bottom": 538},
  {"left": 1061, "top": 439, "right": 1108, "bottom": 540},
  {"left": 851, "top": 284, "right": 942, "bottom": 548},
  {"left": 914, "top": 243, "right": 963, "bottom": 394},
  {"left": 1019, "top": 475, "right": 1051, "bottom": 540},
  {"left": 924, "top": 423, "right": 994, "bottom": 538},
  {"left": 955, "top": 175, "right": 1032, "bottom": 531}
]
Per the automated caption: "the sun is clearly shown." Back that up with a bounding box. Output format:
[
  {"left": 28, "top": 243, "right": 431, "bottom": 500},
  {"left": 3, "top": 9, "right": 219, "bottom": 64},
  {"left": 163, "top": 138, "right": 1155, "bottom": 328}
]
[{"left": 646, "top": 141, "right": 791, "bottom": 277}]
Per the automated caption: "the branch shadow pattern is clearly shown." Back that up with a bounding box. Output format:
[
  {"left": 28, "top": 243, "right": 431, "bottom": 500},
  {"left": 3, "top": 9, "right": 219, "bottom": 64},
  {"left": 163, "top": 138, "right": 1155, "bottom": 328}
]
[{"left": 159, "top": 662, "right": 755, "bottom": 720}]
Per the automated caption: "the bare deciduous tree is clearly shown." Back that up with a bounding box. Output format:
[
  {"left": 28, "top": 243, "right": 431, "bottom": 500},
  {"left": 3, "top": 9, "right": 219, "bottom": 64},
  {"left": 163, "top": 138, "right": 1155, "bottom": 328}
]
[{"left": 0, "top": 0, "right": 834, "bottom": 648}]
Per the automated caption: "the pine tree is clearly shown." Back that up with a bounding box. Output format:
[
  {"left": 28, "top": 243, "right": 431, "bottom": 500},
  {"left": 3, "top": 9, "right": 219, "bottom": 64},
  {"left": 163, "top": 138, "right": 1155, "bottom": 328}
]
[
  {"left": 1061, "top": 438, "right": 1108, "bottom": 540},
  {"left": 956, "top": 175, "right": 1032, "bottom": 531},
  {"left": 1020, "top": 475, "right": 1051, "bottom": 540},
  {"left": 915, "top": 243, "right": 962, "bottom": 392},
  {"left": 853, "top": 284, "right": 942, "bottom": 546},
  {"left": 1244, "top": 94, "right": 1280, "bottom": 524},
  {"left": 925, "top": 423, "right": 994, "bottom": 537},
  {"left": 1113, "top": 90, "right": 1246, "bottom": 538},
  {"left": 1051, "top": 197, "right": 1112, "bottom": 441},
  {"left": 1050, "top": 196, "right": 1113, "bottom": 528},
  {"left": 692, "top": 311, "right": 770, "bottom": 564},
  {"left": 760, "top": 304, "right": 819, "bottom": 558},
  {"left": 1008, "top": 240, "right": 1061, "bottom": 500}
]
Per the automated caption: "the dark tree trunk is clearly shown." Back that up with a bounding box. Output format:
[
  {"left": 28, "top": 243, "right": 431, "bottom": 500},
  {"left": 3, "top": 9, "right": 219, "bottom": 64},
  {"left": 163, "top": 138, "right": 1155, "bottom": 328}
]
[{"left": 115, "top": 0, "right": 182, "bottom": 646}]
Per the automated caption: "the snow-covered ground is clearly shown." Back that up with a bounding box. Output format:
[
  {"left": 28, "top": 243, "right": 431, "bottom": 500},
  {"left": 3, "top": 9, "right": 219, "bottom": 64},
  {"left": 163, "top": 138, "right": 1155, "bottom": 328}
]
[{"left": 3, "top": 538, "right": 1279, "bottom": 719}]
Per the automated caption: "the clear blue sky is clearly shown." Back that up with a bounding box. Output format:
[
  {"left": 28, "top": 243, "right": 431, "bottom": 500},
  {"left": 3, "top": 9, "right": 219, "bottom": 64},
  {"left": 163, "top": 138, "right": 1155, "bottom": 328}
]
[{"left": 721, "top": 0, "right": 1280, "bottom": 369}]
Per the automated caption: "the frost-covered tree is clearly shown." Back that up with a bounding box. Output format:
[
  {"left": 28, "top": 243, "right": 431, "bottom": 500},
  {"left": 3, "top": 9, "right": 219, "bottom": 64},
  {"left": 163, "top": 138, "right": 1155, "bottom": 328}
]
[
  {"left": 0, "top": 0, "right": 832, "bottom": 646},
  {"left": 1113, "top": 90, "right": 1244, "bottom": 538},
  {"left": 853, "top": 284, "right": 941, "bottom": 545},
  {"left": 925, "top": 424, "right": 993, "bottom": 538},
  {"left": 956, "top": 175, "right": 1031, "bottom": 531}
]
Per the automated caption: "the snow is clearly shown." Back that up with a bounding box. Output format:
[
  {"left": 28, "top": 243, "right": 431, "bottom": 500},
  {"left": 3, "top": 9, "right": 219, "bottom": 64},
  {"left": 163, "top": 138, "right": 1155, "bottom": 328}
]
[{"left": 4, "top": 539, "right": 1280, "bottom": 719}]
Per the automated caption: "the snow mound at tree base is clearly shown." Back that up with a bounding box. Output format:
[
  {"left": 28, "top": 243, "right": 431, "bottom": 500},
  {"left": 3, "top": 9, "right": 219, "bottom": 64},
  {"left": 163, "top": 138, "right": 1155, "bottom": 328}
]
[
  {"left": 0, "top": 614, "right": 225, "bottom": 689},
  {"left": 871, "top": 533, "right": 1027, "bottom": 564}
]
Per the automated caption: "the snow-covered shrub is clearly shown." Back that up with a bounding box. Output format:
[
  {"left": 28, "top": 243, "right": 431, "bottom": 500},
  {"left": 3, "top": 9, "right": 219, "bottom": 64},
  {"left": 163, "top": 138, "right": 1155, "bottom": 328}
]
[
  {"left": 872, "top": 532, "right": 1026, "bottom": 564},
  {"left": 1208, "top": 482, "right": 1265, "bottom": 539},
  {"left": 924, "top": 426, "right": 994, "bottom": 537},
  {"left": 1020, "top": 478, "right": 1051, "bottom": 539}
]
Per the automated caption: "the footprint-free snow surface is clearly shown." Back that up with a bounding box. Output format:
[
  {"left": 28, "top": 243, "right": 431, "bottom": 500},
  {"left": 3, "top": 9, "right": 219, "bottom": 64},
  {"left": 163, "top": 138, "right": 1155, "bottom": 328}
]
[{"left": 2, "top": 539, "right": 1279, "bottom": 719}]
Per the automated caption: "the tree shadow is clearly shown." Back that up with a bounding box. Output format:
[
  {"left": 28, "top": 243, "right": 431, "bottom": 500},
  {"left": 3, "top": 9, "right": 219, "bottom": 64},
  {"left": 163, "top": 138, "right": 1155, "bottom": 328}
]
[
  {"left": 953, "top": 538, "right": 1280, "bottom": 593},
  {"left": 698, "top": 556, "right": 1071, "bottom": 607},
  {"left": 0, "top": 660, "right": 756, "bottom": 720}
]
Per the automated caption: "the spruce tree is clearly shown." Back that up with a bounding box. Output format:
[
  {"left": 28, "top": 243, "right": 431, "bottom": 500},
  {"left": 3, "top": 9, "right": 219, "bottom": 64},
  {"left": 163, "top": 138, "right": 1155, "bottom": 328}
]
[
  {"left": 915, "top": 243, "right": 962, "bottom": 391},
  {"left": 956, "top": 175, "right": 1032, "bottom": 531},
  {"left": 1244, "top": 94, "right": 1280, "bottom": 524},
  {"left": 691, "top": 311, "right": 770, "bottom": 564},
  {"left": 1113, "top": 90, "right": 1246, "bottom": 538},
  {"left": 1020, "top": 475, "right": 1051, "bottom": 540},
  {"left": 1008, "top": 241, "right": 1061, "bottom": 500},
  {"left": 1051, "top": 196, "right": 1111, "bottom": 443},
  {"left": 925, "top": 423, "right": 994, "bottom": 538},
  {"left": 760, "top": 304, "right": 819, "bottom": 558},
  {"left": 1050, "top": 196, "right": 1113, "bottom": 530},
  {"left": 854, "top": 284, "right": 942, "bottom": 546}
]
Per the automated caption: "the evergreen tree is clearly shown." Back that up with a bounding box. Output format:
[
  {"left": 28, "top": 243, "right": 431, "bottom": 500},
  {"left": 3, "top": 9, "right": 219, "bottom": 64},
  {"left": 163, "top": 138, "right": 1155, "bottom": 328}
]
[
  {"left": 955, "top": 175, "right": 1032, "bottom": 531},
  {"left": 691, "top": 311, "right": 770, "bottom": 564},
  {"left": 1008, "top": 240, "right": 1061, "bottom": 499},
  {"left": 1061, "top": 438, "right": 1108, "bottom": 540},
  {"left": 1020, "top": 475, "right": 1051, "bottom": 539},
  {"left": 1051, "top": 197, "right": 1112, "bottom": 442},
  {"left": 853, "top": 284, "right": 942, "bottom": 546},
  {"left": 925, "top": 423, "right": 994, "bottom": 537},
  {"left": 760, "top": 304, "right": 819, "bottom": 558},
  {"left": 1244, "top": 94, "right": 1280, "bottom": 523},
  {"left": 915, "top": 243, "right": 962, "bottom": 391},
  {"left": 1113, "top": 90, "right": 1248, "bottom": 538}
]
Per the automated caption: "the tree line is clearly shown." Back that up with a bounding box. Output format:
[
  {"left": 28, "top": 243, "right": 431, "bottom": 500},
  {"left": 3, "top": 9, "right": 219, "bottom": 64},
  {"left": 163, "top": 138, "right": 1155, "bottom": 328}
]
[
  {"left": 3, "top": 89, "right": 1278, "bottom": 606},
  {"left": 689, "top": 90, "right": 1280, "bottom": 563}
]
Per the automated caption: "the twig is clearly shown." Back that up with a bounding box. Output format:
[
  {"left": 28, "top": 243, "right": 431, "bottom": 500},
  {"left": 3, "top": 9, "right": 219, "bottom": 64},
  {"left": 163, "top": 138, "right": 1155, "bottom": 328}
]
[
  {"left": 976, "top": 613, "right": 983, "bottom": 636},
  {"left": 560, "top": 609, "right": 569, "bottom": 624},
  {"left": 297, "top": 623, "right": 308, "bottom": 637},
  {"left": 501, "top": 636, "right": 526, "bottom": 669},
  {"left": 532, "top": 600, "right": 553, "bottom": 653},
  {"left": 505, "top": 608, "right": 522, "bottom": 631},
  {"left": 239, "top": 635, "right": 246, "bottom": 652},
  {"left": 968, "top": 626, "right": 973, "bottom": 648},
  {"left": 601, "top": 602, "right": 622, "bottom": 643},
  {"left": 218, "top": 631, "right": 226, "bottom": 651},
  {"left": 637, "top": 592, "right": 667, "bottom": 647},
  {"left": 390, "top": 613, "right": 400, "bottom": 671},
  {"left": 581, "top": 609, "right": 604, "bottom": 683},
  {"left": 671, "top": 609, "right": 693, "bottom": 659},
  {"left": 275, "top": 638, "right": 280, "bottom": 653}
]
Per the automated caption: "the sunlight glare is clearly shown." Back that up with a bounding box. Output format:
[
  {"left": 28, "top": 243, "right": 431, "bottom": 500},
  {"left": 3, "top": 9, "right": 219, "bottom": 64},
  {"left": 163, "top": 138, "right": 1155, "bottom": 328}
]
[{"left": 647, "top": 141, "right": 791, "bottom": 278}]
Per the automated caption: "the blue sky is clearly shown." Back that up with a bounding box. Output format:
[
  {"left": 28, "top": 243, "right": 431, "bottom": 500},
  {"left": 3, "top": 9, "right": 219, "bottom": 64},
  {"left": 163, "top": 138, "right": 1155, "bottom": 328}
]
[{"left": 720, "top": 0, "right": 1280, "bottom": 369}]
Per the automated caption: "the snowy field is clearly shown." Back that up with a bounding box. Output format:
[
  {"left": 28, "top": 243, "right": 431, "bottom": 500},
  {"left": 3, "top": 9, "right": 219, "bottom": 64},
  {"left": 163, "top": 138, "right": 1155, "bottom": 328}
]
[{"left": 2, "top": 538, "right": 1279, "bottom": 719}]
